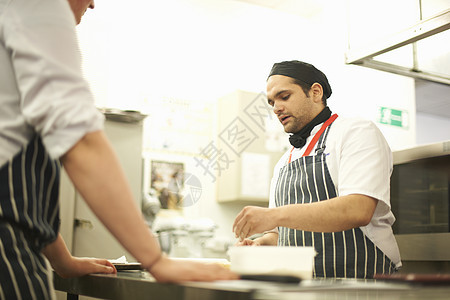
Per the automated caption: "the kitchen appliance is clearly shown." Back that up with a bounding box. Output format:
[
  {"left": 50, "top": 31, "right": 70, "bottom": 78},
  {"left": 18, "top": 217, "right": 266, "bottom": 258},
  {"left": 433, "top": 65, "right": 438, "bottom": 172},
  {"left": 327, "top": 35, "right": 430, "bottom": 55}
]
[
  {"left": 153, "top": 217, "right": 217, "bottom": 258},
  {"left": 60, "top": 110, "right": 146, "bottom": 260},
  {"left": 390, "top": 140, "right": 450, "bottom": 272}
]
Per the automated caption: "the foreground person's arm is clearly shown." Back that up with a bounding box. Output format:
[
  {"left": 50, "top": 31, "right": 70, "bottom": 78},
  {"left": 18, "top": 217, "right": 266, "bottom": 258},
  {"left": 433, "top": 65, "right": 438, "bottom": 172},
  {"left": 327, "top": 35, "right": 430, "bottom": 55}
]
[
  {"left": 43, "top": 234, "right": 116, "bottom": 278},
  {"left": 61, "top": 130, "right": 238, "bottom": 282}
]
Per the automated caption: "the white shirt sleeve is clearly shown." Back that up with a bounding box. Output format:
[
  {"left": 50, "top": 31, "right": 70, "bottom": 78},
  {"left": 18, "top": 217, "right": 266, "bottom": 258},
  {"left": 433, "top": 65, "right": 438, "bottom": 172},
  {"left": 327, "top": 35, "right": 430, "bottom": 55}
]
[
  {"left": 5, "top": 0, "right": 104, "bottom": 159},
  {"left": 334, "top": 119, "right": 393, "bottom": 208}
]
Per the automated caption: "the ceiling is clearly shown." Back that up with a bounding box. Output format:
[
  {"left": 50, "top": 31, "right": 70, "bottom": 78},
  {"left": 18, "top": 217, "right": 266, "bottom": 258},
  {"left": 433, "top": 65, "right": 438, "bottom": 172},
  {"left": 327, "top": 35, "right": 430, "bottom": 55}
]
[
  {"left": 234, "top": 0, "right": 325, "bottom": 18},
  {"left": 235, "top": 0, "right": 450, "bottom": 119}
]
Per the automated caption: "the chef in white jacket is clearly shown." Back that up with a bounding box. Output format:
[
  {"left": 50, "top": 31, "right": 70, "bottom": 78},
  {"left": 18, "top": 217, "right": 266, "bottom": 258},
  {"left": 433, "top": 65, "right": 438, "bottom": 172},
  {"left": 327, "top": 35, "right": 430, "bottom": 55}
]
[{"left": 233, "top": 60, "right": 401, "bottom": 278}]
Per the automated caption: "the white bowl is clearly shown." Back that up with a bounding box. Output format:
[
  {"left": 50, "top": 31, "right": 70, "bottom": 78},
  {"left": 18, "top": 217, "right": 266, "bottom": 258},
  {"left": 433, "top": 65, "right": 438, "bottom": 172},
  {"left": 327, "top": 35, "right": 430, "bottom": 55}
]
[{"left": 228, "top": 246, "right": 316, "bottom": 279}]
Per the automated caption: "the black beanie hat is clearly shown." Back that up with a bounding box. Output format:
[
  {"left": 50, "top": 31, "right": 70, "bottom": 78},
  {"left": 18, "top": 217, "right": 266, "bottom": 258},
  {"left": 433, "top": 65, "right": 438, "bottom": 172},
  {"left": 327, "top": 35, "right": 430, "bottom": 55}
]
[{"left": 268, "top": 60, "right": 332, "bottom": 99}]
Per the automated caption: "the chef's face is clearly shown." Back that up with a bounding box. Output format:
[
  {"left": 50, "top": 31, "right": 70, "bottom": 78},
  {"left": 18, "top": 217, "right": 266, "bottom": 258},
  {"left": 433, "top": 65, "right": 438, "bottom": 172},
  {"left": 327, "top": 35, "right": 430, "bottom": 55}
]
[
  {"left": 266, "top": 75, "right": 324, "bottom": 134},
  {"left": 67, "top": 0, "right": 95, "bottom": 24}
]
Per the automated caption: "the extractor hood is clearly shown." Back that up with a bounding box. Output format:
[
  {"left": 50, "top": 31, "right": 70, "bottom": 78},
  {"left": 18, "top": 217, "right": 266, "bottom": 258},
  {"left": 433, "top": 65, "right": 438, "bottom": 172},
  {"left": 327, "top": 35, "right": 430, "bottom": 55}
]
[{"left": 345, "top": 4, "right": 450, "bottom": 86}]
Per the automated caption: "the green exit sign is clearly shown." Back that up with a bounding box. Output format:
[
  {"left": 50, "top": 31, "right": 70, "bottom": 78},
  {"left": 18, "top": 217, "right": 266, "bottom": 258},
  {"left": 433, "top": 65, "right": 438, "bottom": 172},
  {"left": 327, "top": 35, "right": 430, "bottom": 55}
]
[{"left": 377, "top": 107, "right": 409, "bottom": 129}]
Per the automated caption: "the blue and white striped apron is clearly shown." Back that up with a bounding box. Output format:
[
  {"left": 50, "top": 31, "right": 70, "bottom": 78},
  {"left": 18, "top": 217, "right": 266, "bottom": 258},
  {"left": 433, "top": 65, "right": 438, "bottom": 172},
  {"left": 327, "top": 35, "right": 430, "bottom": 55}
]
[
  {"left": 0, "top": 135, "right": 60, "bottom": 299},
  {"left": 275, "top": 118, "right": 397, "bottom": 278}
]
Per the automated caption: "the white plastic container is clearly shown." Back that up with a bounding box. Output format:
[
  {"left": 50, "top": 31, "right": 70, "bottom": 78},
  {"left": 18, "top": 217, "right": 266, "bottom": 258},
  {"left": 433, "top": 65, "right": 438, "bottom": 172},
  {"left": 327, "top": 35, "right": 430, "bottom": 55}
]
[{"left": 228, "top": 246, "right": 316, "bottom": 279}]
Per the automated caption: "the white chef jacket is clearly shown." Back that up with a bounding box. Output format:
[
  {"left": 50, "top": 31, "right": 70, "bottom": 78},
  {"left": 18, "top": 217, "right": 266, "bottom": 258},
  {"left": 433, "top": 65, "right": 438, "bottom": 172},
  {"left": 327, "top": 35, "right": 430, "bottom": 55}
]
[
  {"left": 268, "top": 117, "right": 402, "bottom": 267},
  {"left": 0, "top": 0, "right": 104, "bottom": 167}
]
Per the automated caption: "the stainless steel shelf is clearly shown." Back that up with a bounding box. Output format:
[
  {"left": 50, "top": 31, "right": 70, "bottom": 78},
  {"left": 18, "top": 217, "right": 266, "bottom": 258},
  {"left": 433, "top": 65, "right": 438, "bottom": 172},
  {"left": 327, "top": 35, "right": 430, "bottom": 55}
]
[{"left": 346, "top": 9, "right": 450, "bottom": 85}]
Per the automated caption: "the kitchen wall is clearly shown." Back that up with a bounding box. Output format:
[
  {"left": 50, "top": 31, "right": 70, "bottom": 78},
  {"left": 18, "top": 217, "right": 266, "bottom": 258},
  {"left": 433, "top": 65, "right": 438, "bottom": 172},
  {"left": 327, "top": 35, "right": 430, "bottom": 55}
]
[
  {"left": 417, "top": 112, "right": 450, "bottom": 145},
  {"left": 75, "top": 0, "right": 417, "bottom": 243},
  {"left": 416, "top": 79, "right": 450, "bottom": 145}
]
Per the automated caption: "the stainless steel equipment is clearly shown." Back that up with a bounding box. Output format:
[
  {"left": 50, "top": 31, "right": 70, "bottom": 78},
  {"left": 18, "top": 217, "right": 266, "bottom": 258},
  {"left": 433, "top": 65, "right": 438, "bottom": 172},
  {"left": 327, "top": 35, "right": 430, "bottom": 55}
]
[
  {"left": 391, "top": 141, "right": 450, "bottom": 272},
  {"left": 153, "top": 217, "right": 217, "bottom": 258}
]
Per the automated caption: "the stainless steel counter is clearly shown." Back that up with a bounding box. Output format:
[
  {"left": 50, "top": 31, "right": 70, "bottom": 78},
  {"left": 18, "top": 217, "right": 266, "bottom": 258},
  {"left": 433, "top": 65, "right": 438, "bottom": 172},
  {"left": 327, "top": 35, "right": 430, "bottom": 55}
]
[
  {"left": 54, "top": 271, "right": 450, "bottom": 300},
  {"left": 54, "top": 271, "right": 253, "bottom": 300}
]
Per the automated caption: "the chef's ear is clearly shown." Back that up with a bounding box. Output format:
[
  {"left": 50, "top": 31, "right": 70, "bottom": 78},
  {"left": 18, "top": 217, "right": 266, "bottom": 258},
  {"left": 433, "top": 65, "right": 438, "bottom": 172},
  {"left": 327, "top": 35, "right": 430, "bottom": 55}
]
[{"left": 310, "top": 83, "right": 324, "bottom": 104}]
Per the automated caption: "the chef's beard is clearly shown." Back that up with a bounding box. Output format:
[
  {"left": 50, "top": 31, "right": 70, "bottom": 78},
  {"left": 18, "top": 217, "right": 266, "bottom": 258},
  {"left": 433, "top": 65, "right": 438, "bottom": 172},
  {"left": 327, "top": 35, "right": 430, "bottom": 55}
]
[{"left": 288, "top": 107, "right": 332, "bottom": 148}]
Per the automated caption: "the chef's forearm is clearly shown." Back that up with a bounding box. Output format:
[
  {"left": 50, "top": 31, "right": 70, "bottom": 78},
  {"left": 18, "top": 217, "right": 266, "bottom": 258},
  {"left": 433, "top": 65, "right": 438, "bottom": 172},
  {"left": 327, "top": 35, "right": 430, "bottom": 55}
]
[
  {"left": 61, "top": 130, "right": 161, "bottom": 269},
  {"left": 275, "top": 194, "right": 377, "bottom": 232}
]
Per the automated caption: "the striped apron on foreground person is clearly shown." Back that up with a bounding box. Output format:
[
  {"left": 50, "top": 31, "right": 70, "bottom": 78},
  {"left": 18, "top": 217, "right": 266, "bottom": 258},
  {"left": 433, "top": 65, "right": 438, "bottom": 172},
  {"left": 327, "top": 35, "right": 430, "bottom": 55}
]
[
  {"left": 275, "top": 116, "right": 397, "bottom": 278},
  {"left": 0, "top": 135, "right": 60, "bottom": 299}
]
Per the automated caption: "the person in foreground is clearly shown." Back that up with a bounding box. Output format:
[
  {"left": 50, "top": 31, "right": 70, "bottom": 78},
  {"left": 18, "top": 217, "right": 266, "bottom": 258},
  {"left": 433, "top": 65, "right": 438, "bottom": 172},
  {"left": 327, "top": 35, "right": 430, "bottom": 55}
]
[
  {"left": 0, "top": 0, "right": 236, "bottom": 298},
  {"left": 232, "top": 60, "right": 401, "bottom": 278}
]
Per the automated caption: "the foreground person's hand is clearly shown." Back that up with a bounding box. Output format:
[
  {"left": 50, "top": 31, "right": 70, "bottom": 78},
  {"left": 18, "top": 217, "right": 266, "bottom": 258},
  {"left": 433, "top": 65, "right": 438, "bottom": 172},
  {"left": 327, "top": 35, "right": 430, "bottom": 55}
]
[
  {"left": 54, "top": 257, "right": 117, "bottom": 278},
  {"left": 43, "top": 234, "right": 117, "bottom": 278},
  {"left": 148, "top": 255, "right": 239, "bottom": 282}
]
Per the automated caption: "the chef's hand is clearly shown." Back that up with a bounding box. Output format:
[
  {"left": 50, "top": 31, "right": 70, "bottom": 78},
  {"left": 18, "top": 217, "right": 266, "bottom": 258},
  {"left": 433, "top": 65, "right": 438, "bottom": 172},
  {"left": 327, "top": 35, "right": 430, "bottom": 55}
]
[
  {"left": 148, "top": 255, "right": 239, "bottom": 282},
  {"left": 234, "top": 238, "right": 261, "bottom": 246},
  {"left": 233, "top": 206, "right": 277, "bottom": 241}
]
